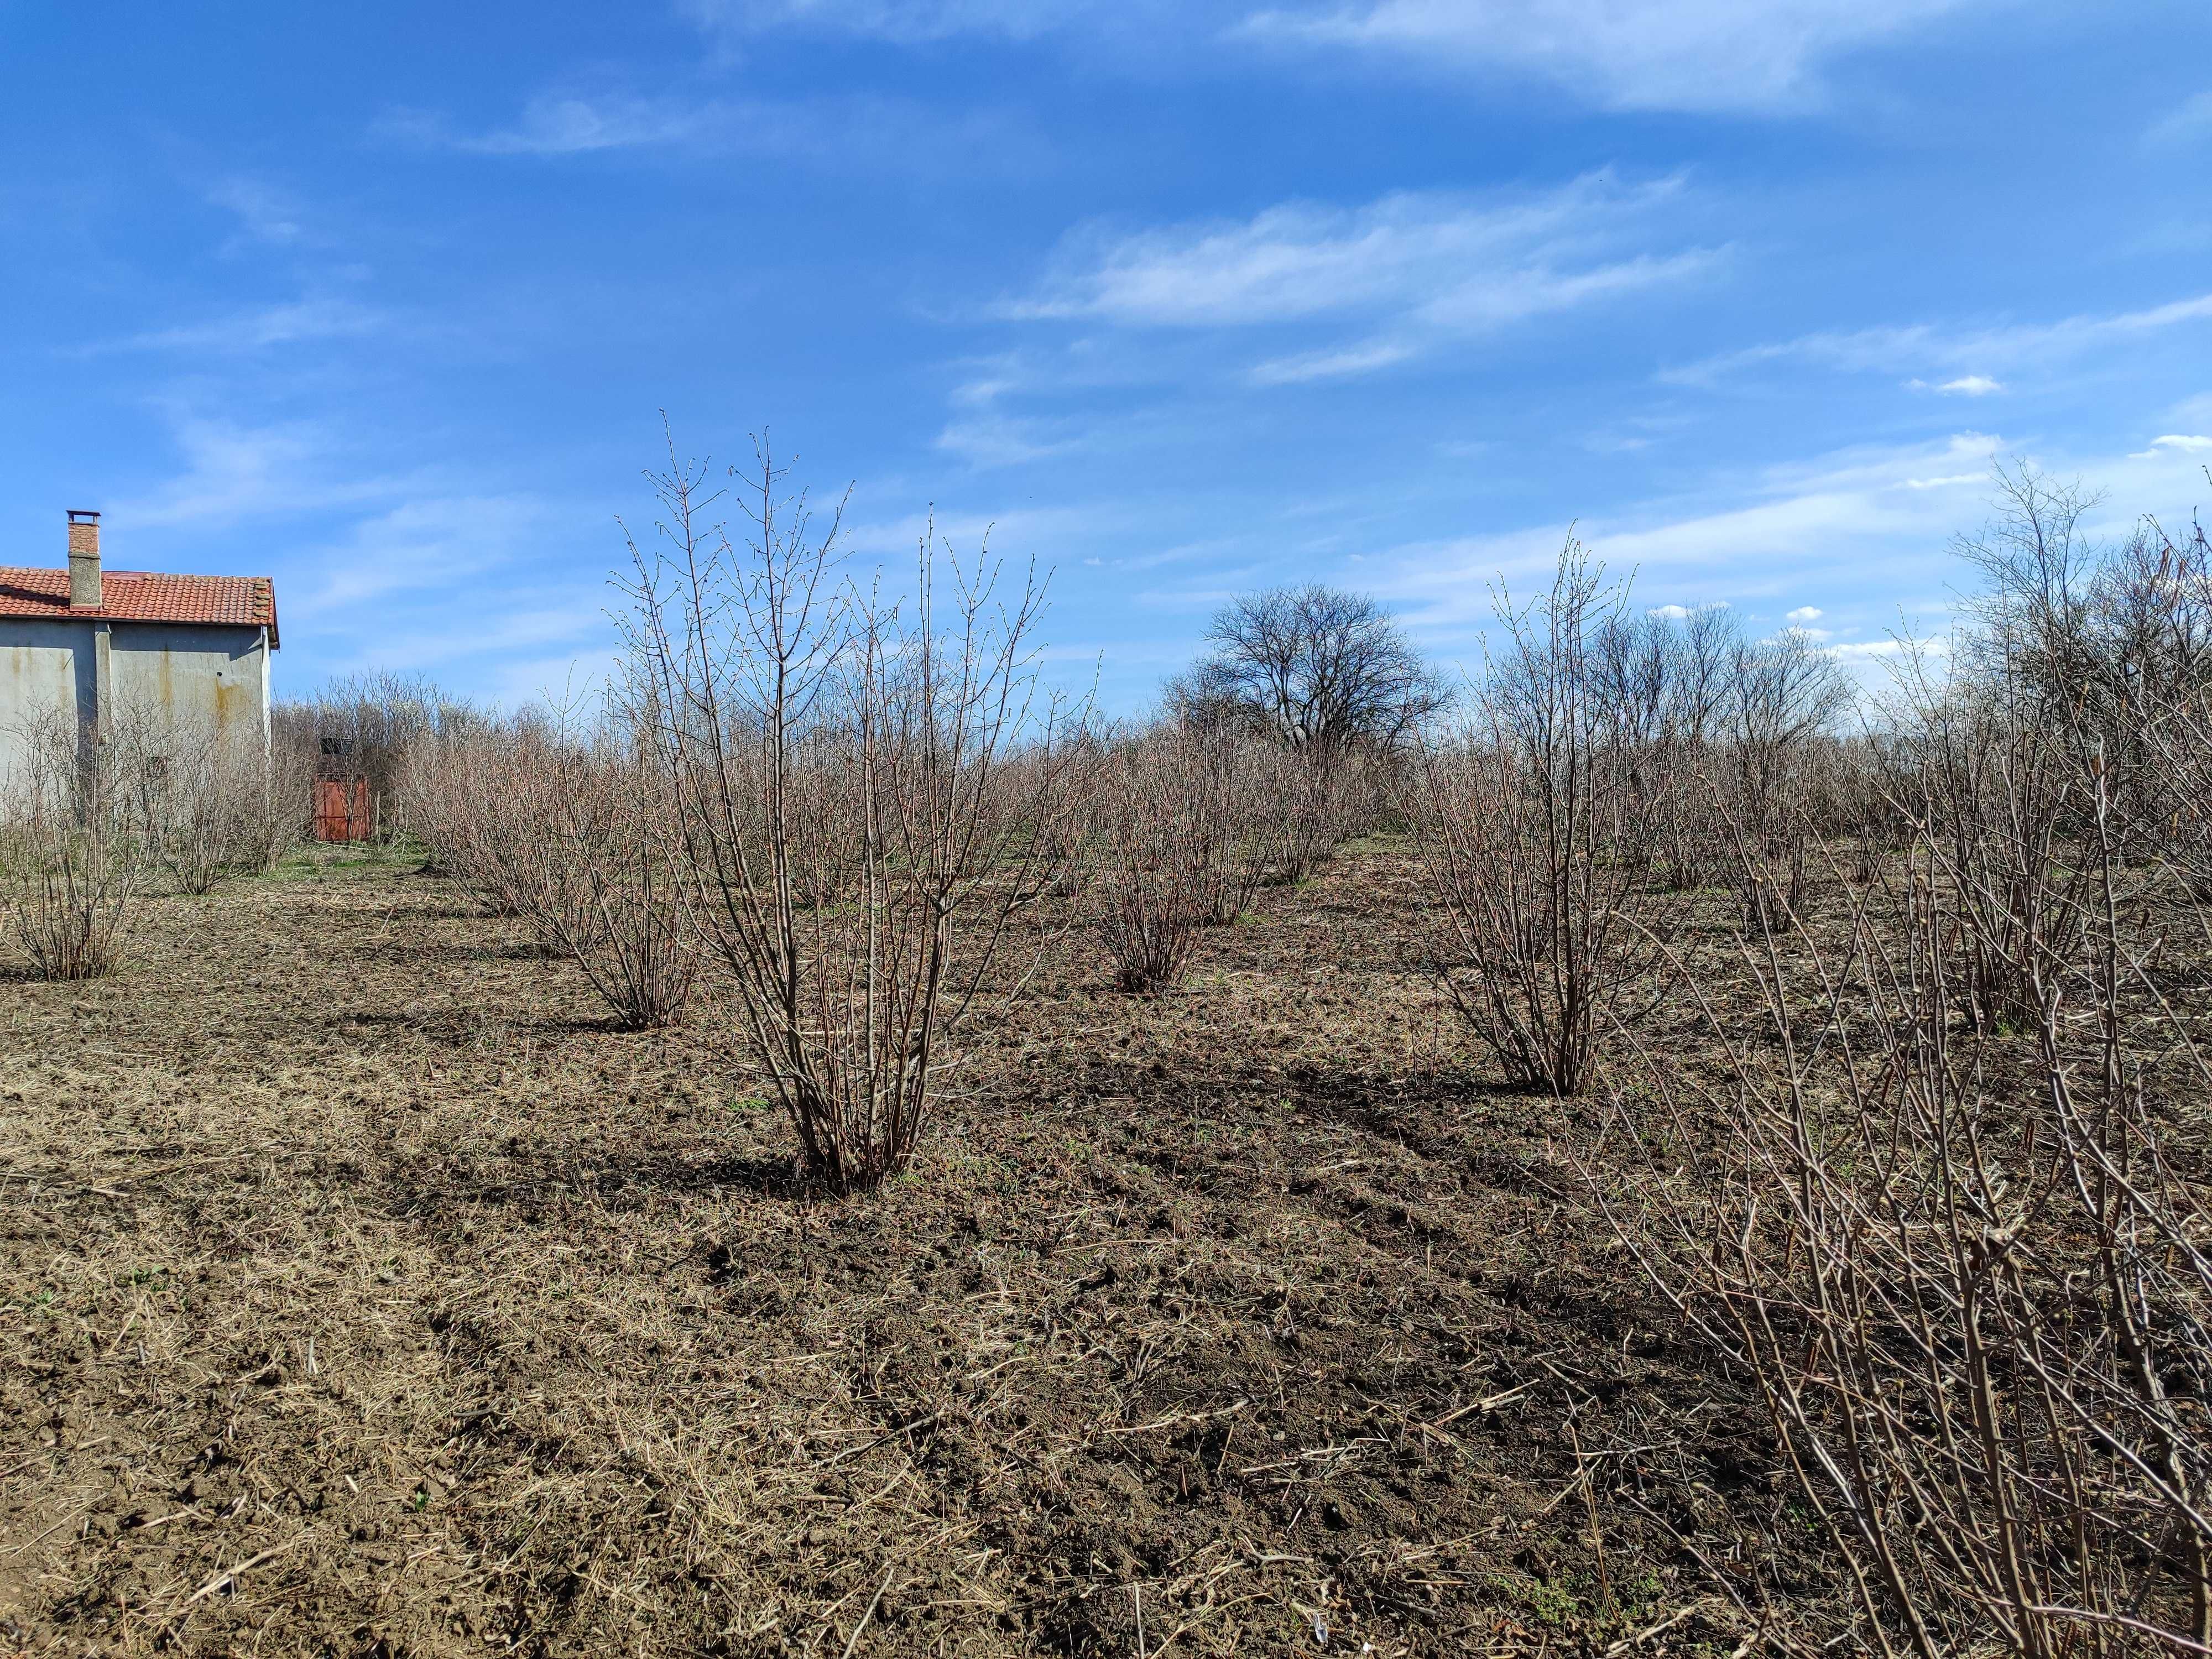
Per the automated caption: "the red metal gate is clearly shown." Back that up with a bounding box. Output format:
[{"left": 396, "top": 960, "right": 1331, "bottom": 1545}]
[{"left": 313, "top": 778, "right": 373, "bottom": 842}]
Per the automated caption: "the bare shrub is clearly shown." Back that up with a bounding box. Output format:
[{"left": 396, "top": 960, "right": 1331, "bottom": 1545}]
[
  {"left": 134, "top": 724, "right": 306, "bottom": 893},
  {"left": 1715, "top": 625, "right": 1854, "bottom": 927},
  {"left": 1953, "top": 463, "right": 2212, "bottom": 865},
  {"left": 400, "top": 708, "right": 700, "bottom": 1029},
  {"left": 1411, "top": 540, "right": 1672, "bottom": 1095},
  {"left": 0, "top": 715, "right": 150, "bottom": 979},
  {"left": 279, "top": 672, "right": 481, "bottom": 845},
  {"left": 1595, "top": 747, "right": 2212, "bottom": 1656},
  {"left": 1589, "top": 471, "right": 2212, "bottom": 1653},
  {"left": 2127, "top": 513, "right": 2212, "bottom": 893},
  {"left": 512, "top": 709, "right": 697, "bottom": 1030},
  {"left": 1880, "top": 644, "right": 2088, "bottom": 1034},
  {"left": 1799, "top": 734, "right": 1907, "bottom": 885},
  {"left": 1190, "top": 730, "right": 1281, "bottom": 926},
  {"left": 621, "top": 436, "right": 1083, "bottom": 1193},
  {"left": 1263, "top": 741, "right": 1387, "bottom": 887},
  {"left": 1088, "top": 724, "right": 1245, "bottom": 991},
  {"left": 399, "top": 725, "right": 531, "bottom": 917}
]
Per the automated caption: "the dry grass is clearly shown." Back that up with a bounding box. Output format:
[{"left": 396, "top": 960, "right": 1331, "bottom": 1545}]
[{"left": 2, "top": 838, "right": 1845, "bottom": 1656}]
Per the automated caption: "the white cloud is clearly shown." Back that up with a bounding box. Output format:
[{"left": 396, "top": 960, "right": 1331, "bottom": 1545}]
[
  {"left": 1250, "top": 338, "right": 1419, "bottom": 385},
  {"left": 206, "top": 178, "right": 306, "bottom": 247},
  {"left": 1672, "top": 291, "right": 2212, "bottom": 389},
  {"left": 680, "top": 0, "right": 1099, "bottom": 41},
  {"left": 1005, "top": 177, "right": 1720, "bottom": 382},
  {"left": 1237, "top": 0, "right": 1984, "bottom": 114},
  {"left": 1359, "top": 421, "right": 2212, "bottom": 665},
  {"left": 2147, "top": 89, "right": 2212, "bottom": 146},
  {"left": 377, "top": 90, "right": 1039, "bottom": 174},
  {"left": 116, "top": 417, "right": 400, "bottom": 528},
  {"left": 1933, "top": 374, "right": 2003, "bottom": 396},
  {"left": 2135, "top": 434, "right": 2212, "bottom": 457},
  {"left": 1830, "top": 635, "right": 1942, "bottom": 660},
  {"left": 933, "top": 412, "right": 1086, "bottom": 468},
  {"left": 686, "top": 0, "right": 1987, "bottom": 117},
  {"left": 1372, "top": 431, "right": 2008, "bottom": 633},
  {"left": 400, "top": 93, "right": 721, "bottom": 155},
  {"left": 103, "top": 298, "right": 385, "bottom": 356},
  {"left": 288, "top": 495, "right": 559, "bottom": 622},
  {"left": 1011, "top": 178, "right": 1695, "bottom": 326}
]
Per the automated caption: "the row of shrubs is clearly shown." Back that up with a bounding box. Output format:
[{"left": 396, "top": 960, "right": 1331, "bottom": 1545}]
[
  {"left": 399, "top": 711, "right": 1396, "bottom": 1022},
  {"left": 7, "top": 447, "right": 2211, "bottom": 1648},
  {"left": 0, "top": 669, "right": 483, "bottom": 977}
]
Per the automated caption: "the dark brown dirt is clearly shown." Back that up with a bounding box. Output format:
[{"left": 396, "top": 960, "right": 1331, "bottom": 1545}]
[{"left": 0, "top": 839, "right": 1830, "bottom": 1656}]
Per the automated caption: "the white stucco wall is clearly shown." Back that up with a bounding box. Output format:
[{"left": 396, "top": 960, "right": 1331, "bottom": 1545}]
[
  {"left": 0, "top": 619, "right": 270, "bottom": 792},
  {"left": 111, "top": 625, "right": 272, "bottom": 754},
  {"left": 0, "top": 619, "right": 88, "bottom": 790}
]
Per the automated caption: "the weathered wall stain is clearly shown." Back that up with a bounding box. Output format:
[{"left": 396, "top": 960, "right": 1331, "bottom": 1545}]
[{"left": 0, "top": 622, "right": 270, "bottom": 785}]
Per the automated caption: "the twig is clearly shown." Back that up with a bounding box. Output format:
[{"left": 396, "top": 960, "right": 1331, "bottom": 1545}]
[
  {"left": 839, "top": 1566, "right": 895, "bottom": 1659},
  {"left": 176, "top": 1528, "right": 319, "bottom": 1610}
]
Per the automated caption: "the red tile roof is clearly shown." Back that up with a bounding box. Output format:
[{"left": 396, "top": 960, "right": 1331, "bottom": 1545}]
[{"left": 0, "top": 567, "right": 279, "bottom": 648}]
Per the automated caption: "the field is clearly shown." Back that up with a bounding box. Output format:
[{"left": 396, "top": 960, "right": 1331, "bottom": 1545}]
[{"left": 5, "top": 839, "right": 1831, "bottom": 1656}]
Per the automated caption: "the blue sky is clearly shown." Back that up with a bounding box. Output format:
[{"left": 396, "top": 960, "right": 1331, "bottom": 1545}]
[{"left": 2, "top": 1, "right": 2209, "bottom": 708}]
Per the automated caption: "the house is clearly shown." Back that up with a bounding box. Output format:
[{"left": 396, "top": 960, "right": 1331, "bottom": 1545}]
[{"left": 0, "top": 510, "right": 279, "bottom": 786}]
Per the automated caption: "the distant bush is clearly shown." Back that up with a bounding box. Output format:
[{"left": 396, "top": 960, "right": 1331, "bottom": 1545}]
[
  {"left": 135, "top": 717, "right": 315, "bottom": 893},
  {"left": 403, "top": 704, "right": 699, "bottom": 1030},
  {"left": 1088, "top": 725, "right": 1234, "bottom": 992},
  {"left": 1411, "top": 542, "right": 1676, "bottom": 1097},
  {"left": 275, "top": 671, "right": 483, "bottom": 846},
  {"left": 0, "top": 713, "right": 152, "bottom": 979}
]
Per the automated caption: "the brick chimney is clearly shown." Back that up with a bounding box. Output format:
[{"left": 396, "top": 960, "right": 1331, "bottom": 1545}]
[{"left": 67, "top": 509, "right": 102, "bottom": 608}]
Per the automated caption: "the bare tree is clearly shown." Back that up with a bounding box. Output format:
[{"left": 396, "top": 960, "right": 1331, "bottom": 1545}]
[
  {"left": 1171, "top": 583, "right": 1447, "bottom": 753},
  {"left": 1267, "top": 740, "right": 1384, "bottom": 887}
]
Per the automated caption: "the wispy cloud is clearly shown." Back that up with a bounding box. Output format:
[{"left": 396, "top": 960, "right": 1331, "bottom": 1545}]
[
  {"left": 1235, "top": 0, "right": 1985, "bottom": 114},
  {"left": 288, "top": 494, "right": 564, "bottom": 621},
  {"left": 206, "top": 178, "right": 308, "bottom": 248},
  {"left": 379, "top": 93, "right": 723, "bottom": 155},
  {"left": 1370, "top": 431, "right": 2009, "bottom": 633},
  {"left": 686, "top": 0, "right": 1985, "bottom": 117},
  {"left": 2132, "top": 433, "right": 2212, "bottom": 457},
  {"left": 1360, "top": 421, "right": 2212, "bottom": 665},
  {"left": 1003, "top": 177, "right": 1721, "bottom": 382},
  {"left": 679, "top": 0, "right": 1103, "bottom": 43},
  {"left": 1669, "top": 291, "right": 2212, "bottom": 389},
  {"left": 933, "top": 411, "right": 1088, "bottom": 468},
  {"left": 115, "top": 416, "right": 402, "bottom": 529},
  {"left": 2147, "top": 89, "right": 2212, "bottom": 146},
  {"left": 103, "top": 297, "right": 387, "bottom": 356},
  {"left": 108, "top": 411, "right": 609, "bottom": 698},
  {"left": 378, "top": 88, "right": 1045, "bottom": 174}
]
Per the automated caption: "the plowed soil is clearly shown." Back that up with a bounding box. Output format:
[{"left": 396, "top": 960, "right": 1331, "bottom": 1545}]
[{"left": 1, "top": 840, "right": 1830, "bottom": 1656}]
